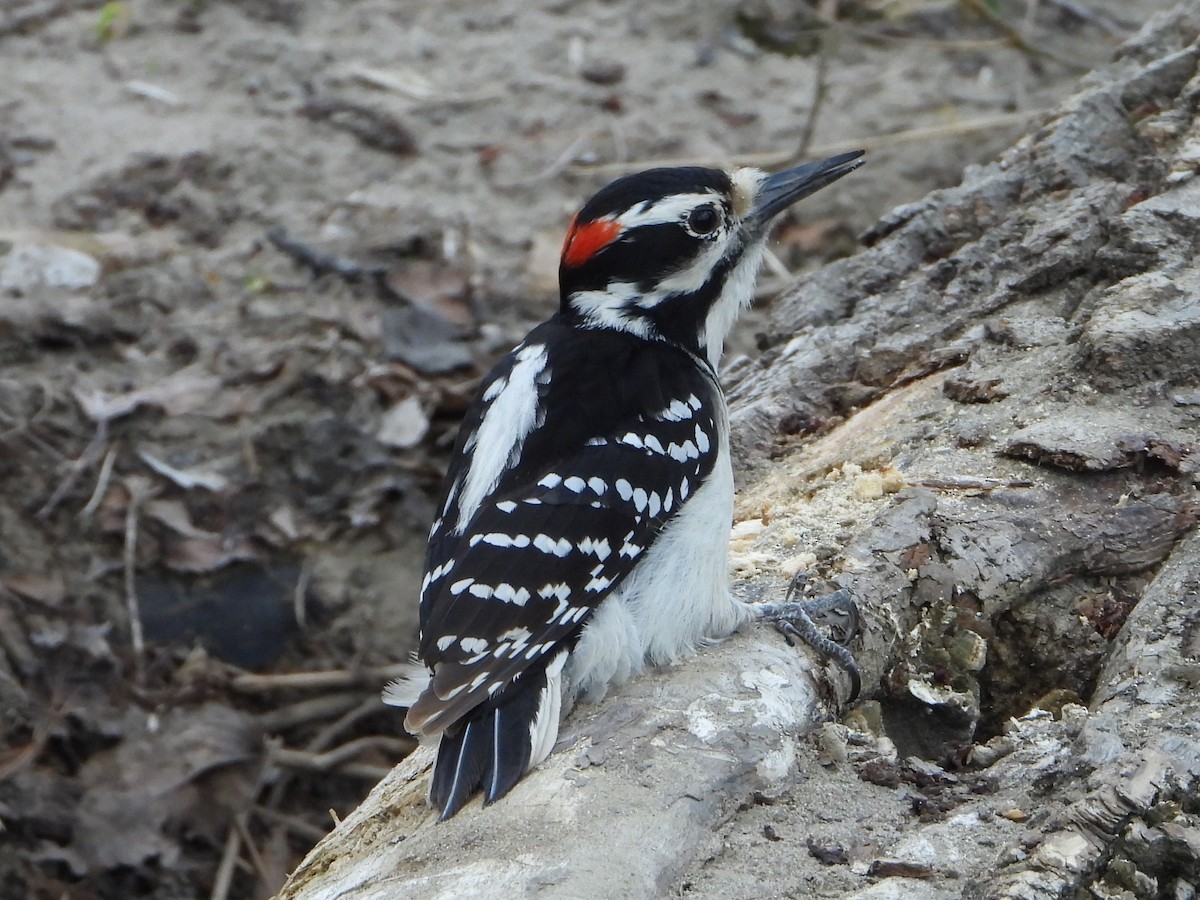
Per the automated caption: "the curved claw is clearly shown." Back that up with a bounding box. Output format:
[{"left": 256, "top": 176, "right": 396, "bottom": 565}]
[
  {"left": 758, "top": 588, "right": 862, "bottom": 702},
  {"left": 774, "top": 619, "right": 861, "bottom": 702}
]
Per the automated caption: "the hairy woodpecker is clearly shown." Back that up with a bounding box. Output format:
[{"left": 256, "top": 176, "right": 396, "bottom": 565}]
[{"left": 385, "top": 151, "right": 865, "bottom": 820}]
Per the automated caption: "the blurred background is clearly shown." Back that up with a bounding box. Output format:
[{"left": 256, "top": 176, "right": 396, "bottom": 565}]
[{"left": 0, "top": 0, "right": 1155, "bottom": 896}]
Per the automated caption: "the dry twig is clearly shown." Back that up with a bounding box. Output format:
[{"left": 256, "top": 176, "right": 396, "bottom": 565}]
[
  {"left": 919, "top": 476, "right": 1035, "bottom": 491},
  {"left": 257, "top": 693, "right": 366, "bottom": 733},
  {"left": 957, "top": 0, "right": 1085, "bottom": 69},
  {"left": 251, "top": 806, "right": 329, "bottom": 844},
  {"left": 123, "top": 475, "right": 155, "bottom": 684},
  {"left": 35, "top": 422, "right": 107, "bottom": 519},
  {"left": 293, "top": 558, "right": 312, "bottom": 631},
  {"left": 572, "top": 109, "right": 1051, "bottom": 176},
  {"left": 209, "top": 825, "right": 241, "bottom": 900},
  {"left": 494, "top": 132, "right": 593, "bottom": 189},
  {"left": 795, "top": 33, "right": 831, "bottom": 164},
  {"left": 79, "top": 445, "right": 117, "bottom": 519},
  {"left": 271, "top": 735, "right": 409, "bottom": 778},
  {"left": 230, "top": 664, "right": 414, "bottom": 693}
]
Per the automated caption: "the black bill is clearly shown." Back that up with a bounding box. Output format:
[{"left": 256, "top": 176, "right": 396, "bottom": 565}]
[{"left": 751, "top": 149, "right": 866, "bottom": 224}]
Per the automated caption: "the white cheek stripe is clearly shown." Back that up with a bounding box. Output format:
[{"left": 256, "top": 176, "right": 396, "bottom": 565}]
[
  {"left": 636, "top": 239, "right": 732, "bottom": 306},
  {"left": 570, "top": 281, "right": 654, "bottom": 338},
  {"left": 454, "top": 343, "right": 548, "bottom": 532}
]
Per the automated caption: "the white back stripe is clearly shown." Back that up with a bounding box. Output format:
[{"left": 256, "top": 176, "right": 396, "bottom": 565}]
[{"left": 454, "top": 344, "right": 548, "bottom": 532}]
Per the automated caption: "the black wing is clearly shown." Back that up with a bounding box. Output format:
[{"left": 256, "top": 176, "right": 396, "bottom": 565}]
[{"left": 406, "top": 320, "right": 721, "bottom": 735}]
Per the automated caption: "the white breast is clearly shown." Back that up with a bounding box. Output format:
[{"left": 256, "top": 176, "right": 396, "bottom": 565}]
[{"left": 564, "top": 428, "right": 754, "bottom": 704}]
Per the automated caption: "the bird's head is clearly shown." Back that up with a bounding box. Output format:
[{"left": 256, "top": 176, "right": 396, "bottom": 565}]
[{"left": 559, "top": 150, "right": 864, "bottom": 367}]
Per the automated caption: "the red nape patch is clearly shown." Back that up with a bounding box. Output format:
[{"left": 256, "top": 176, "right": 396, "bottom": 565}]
[{"left": 561, "top": 216, "right": 622, "bottom": 268}]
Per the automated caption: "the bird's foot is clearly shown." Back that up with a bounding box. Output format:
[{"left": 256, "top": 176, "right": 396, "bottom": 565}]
[{"left": 756, "top": 575, "right": 861, "bottom": 702}]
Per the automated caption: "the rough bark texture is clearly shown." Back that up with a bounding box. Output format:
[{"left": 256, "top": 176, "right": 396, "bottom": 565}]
[{"left": 281, "top": 6, "right": 1200, "bottom": 897}]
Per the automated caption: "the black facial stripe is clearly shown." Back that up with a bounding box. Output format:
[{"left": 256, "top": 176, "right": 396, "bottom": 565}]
[
  {"left": 562, "top": 222, "right": 701, "bottom": 296},
  {"left": 575, "top": 167, "right": 732, "bottom": 223},
  {"left": 641, "top": 252, "right": 739, "bottom": 349}
]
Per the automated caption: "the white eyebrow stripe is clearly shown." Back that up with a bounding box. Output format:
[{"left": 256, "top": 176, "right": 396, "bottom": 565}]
[{"left": 613, "top": 192, "right": 722, "bottom": 229}]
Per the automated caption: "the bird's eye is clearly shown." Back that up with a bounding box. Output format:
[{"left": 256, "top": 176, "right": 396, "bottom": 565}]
[{"left": 686, "top": 205, "right": 721, "bottom": 236}]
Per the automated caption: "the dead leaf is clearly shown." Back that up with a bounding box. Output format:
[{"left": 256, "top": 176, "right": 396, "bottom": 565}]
[
  {"left": 386, "top": 260, "right": 473, "bottom": 327},
  {"left": 72, "top": 704, "right": 259, "bottom": 871},
  {"left": 268, "top": 505, "right": 300, "bottom": 540},
  {"left": 1, "top": 572, "right": 66, "bottom": 605},
  {"left": 165, "top": 535, "right": 260, "bottom": 573},
  {"left": 381, "top": 305, "right": 474, "bottom": 374},
  {"left": 138, "top": 449, "right": 229, "bottom": 491},
  {"left": 73, "top": 364, "right": 222, "bottom": 423},
  {"left": 144, "top": 498, "right": 220, "bottom": 539},
  {"left": 377, "top": 395, "right": 429, "bottom": 449}
]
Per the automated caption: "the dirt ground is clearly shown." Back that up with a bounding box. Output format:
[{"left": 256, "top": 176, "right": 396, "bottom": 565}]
[{"left": 0, "top": 0, "right": 1170, "bottom": 897}]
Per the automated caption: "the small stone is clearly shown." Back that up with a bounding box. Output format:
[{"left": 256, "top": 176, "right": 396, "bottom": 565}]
[
  {"left": 780, "top": 552, "right": 817, "bottom": 576},
  {"left": 0, "top": 241, "right": 101, "bottom": 291},
  {"left": 580, "top": 61, "right": 626, "bottom": 85},
  {"left": 853, "top": 472, "right": 885, "bottom": 501}
]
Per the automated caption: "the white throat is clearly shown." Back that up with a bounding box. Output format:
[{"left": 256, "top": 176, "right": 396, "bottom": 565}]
[{"left": 701, "top": 242, "right": 765, "bottom": 369}]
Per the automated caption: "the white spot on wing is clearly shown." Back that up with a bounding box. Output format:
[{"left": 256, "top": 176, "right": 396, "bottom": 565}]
[
  {"left": 480, "top": 532, "right": 531, "bottom": 548},
  {"left": 662, "top": 399, "right": 693, "bottom": 421},
  {"left": 539, "top": 583, "right": 572, "bottom": 602},
  {"left": 579, "top": 537, "right": 612, "bottom": 560},
  {"left": 668, "top": 440, "right": 699, "bottom": 462},
  {"left": 533, "top": 534, "right": 572, "bottom": 557},
  {"left": 493, "top": 583, "right": 532, "bottom": 605}
]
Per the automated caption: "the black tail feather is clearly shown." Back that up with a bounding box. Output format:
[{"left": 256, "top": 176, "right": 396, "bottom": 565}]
[
  {"left": 430, "top": 718, "right": 493, "bottom": 820},
  {"left": 430, "top": 658, "right": 549, "bottom": 820}
]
